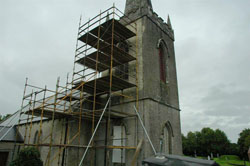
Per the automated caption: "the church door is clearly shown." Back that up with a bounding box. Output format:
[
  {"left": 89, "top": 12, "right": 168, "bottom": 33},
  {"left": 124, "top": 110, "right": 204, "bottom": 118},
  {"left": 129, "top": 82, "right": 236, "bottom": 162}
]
[
  {"left": 0, "top": 152, "right": 9, "bottom": 166},
  {"left": 163, "top": 125, "right": 173, "bottom": 154}
]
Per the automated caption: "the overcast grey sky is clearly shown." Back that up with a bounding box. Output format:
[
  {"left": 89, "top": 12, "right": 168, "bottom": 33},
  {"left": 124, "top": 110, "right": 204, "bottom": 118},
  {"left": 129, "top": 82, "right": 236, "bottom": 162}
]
[{"left": 0, "top": 0, "right": 249, "bottom": 143}]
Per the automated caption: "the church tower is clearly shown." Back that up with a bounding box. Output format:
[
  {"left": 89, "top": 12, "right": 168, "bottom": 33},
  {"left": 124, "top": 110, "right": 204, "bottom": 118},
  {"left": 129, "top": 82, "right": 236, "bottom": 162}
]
[{"left": 123, "top": 0, "right": 182, "bottom": 161}]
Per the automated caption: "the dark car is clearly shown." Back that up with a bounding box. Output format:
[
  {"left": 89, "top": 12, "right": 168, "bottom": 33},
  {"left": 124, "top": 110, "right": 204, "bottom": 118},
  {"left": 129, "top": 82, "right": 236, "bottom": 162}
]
[{"left": 142, "top": 154, "right": 219, "bottom": 166}]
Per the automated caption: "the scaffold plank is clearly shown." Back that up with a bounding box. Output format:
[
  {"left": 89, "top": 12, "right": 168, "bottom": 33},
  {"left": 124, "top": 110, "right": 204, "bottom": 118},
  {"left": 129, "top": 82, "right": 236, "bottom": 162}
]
[
  {"left": 25, "top": 107, "right": 131, "bottom": 120},
  {"left": 73, "top": 75, "right": 135, "bottom": 95},
  {"left": 79, "top": 19, "right": 135, "bottom": 45},
  {"left": 76, "top": 45, "right": 135, "bottom": 72}
]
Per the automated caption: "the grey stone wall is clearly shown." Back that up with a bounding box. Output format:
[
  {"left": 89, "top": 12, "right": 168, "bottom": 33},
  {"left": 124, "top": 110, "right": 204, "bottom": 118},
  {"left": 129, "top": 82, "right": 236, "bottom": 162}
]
[
  {"left": 0, "top": 142, "right": 15, "bottom": 166},
  {"left": 113, "top": 11, "right": 182, "bottom": 165},
  {"left": 18, "top": 120, "right": 65, "bottom": 166},
  {"left": 18, "top": 119, "right": 94, "bottom": 166}
]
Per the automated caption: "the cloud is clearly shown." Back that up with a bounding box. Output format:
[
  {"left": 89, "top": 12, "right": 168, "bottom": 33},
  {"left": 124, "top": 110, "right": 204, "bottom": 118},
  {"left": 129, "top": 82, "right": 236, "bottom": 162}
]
[
  {"left": 201, "top": 86, "right": 250, "bottom": 116},
  {"left": 169, "top": 0, "right": 250, "bottom": 142},
  {"left": 0, "top": 0, "right": 250, "bottom": 143}
]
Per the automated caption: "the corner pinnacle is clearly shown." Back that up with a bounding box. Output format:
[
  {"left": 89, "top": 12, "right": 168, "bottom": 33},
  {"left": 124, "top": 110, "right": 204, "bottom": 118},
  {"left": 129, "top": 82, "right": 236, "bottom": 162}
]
[{"left": 167, "top": 15, "right": 172, "bottom": 29}]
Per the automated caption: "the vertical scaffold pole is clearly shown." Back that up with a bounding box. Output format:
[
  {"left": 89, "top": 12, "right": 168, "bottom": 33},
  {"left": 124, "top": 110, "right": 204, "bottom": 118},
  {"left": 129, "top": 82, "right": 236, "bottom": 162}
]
[
  {"left": 107, "top": 5, "right": 115, "bottom": 166},
  {"left": 78, "top": 60, "right": 85, "bottom": 163},
  {"left": 23, "top": 90, "right": 34, "bottom": 145},
  {"left": 28, "top": 90, "right": 38, "bottom": 144},
  {"left": 135, "top": 21, "right": 139, "bottom": 148},
  {"left": 37, "top": 85, "right": 47, "bottom": 148},
  {"left": 70, "top": 15, "right": 82, "bottom": 114},
  {"left": 46, "top": 77, "right": 60, "bottom": 166},
  {"left": 90, "top": 10, "right": 102, "bottom": 166},
  {"left": 58, "top": 74, "right": 69, "bottom": 166},
  {"left": 12, "top": 78, "right": 28, "bottom": 161},
  {"left": 83, "top": 18, "right": 90, "bottom": 82}
]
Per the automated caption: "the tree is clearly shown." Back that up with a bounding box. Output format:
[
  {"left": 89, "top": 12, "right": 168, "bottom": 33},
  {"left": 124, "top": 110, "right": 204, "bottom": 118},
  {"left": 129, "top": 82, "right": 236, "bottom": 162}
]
[
  {"left": 10, "top": 147, "right": 43, "bottom": 166},
  {"left": 227, "top": 143, "right": 240, "bottom": 155},
  {"left": 195, "top": 131, "right": 202, "bottom": 156},
  {"left": 238, "top": 128, "right": 250, "bottom": 159},
  {"left": 199, "top": 128, "right": 218, "bottom": 156},
  {"left": 213, "top": 129, "right": 230, "bottom": 155},
  {"left": 0, "top": 114, "right": 11, "bottom": 122},
  {"left": 182, "top": 128, "right": 230, "bottom": 157},
  {"left": 182, "top": 134, "right": 189, "bottom": 155},
  {"left": 244, "top": 135, "right": 250, "bottom": 148},
  {"left": 182, "top": 132, "right": 198, "bottom": 156}
]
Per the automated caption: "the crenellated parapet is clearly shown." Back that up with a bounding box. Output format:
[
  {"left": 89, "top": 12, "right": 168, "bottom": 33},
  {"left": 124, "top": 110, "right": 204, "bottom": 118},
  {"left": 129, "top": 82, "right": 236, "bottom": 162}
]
[
  {"left": 124, "top": 0, "right": 175, "bottom": 41},
  {"left": 149, "top": 11, "right": 175, "bottom": 41}
]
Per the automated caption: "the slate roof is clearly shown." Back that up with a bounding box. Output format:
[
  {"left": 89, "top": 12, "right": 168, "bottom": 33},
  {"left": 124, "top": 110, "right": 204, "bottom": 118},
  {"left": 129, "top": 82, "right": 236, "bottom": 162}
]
[
  {"left": 142, "top": 154, "right": 219, "bottom": 166},
  {"left": 0, "top": 126, "right": 23, "bottom": 143}
]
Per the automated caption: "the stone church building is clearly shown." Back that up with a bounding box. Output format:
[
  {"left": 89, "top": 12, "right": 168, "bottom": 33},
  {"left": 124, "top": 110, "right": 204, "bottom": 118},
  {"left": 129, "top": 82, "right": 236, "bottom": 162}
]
[{"left": 0, "top": 0, "right": 182, "bottom": 165}]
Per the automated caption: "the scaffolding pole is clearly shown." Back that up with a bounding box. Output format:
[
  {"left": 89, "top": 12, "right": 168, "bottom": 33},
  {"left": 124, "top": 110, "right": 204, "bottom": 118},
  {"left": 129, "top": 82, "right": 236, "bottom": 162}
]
[{"left": 11, "top": 6, "right": 138, "bottom": 166}]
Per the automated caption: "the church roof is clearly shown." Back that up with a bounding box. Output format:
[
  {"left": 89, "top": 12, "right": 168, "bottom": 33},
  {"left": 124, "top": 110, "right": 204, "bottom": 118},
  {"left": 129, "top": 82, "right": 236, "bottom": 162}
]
[
  {"left": 0, "top": 105, "right": 45, "bottom": 128},
  {"left": 0, "top": 126, "right": 23, "bottom": 143}
]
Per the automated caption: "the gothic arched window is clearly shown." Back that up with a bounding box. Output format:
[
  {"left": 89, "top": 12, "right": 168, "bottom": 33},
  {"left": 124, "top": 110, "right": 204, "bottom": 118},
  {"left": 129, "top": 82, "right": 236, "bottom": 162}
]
[
  {"left": 159, "top": 44, "right": 166, "bottom": 83},
  {"left": 34, "top": 130, "right": 43, "bottom": 144},
  {"left": 161, "top": 121, "right": 174, "bottom": 154},
  {"left": 33, "top": 130, "right": 39, "bottom": 144}
]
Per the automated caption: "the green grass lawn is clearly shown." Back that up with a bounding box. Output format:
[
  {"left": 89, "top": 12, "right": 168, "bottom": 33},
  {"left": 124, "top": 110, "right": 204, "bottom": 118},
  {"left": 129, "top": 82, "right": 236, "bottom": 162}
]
[{"left": 213, "top": 155, "right": 250, "bottom": 166}]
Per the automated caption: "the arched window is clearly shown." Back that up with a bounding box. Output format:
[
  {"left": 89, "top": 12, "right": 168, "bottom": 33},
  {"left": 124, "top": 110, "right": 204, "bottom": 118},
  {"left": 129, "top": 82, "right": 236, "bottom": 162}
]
[
  {"left": 159, "top": 44, "right": 166, "bottom": 82},
  {"left": 162, "top": 121, "right": 174, "bottom": 154},
  {"left": 158, "top": 39, "right": 170, "bottom": 83},
  {"left": 33, "top": 130, "right": 39, "bottom": 144},
  {"left": 34, "top": 130, "right": 43, "bottom": 144}
]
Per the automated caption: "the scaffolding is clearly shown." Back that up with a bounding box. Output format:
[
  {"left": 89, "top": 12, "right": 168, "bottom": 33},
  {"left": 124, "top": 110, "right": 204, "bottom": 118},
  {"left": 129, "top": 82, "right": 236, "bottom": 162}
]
[{"left": 12, "top": 5, "right": 139, "bottom": 166}]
